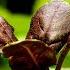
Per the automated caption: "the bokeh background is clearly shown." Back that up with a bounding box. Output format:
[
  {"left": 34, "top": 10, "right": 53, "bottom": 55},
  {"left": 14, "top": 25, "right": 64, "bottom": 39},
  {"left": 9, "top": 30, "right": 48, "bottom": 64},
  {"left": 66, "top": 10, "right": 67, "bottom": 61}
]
[{"left": 0, "top": 0, "right": 70, "bottom": 70}]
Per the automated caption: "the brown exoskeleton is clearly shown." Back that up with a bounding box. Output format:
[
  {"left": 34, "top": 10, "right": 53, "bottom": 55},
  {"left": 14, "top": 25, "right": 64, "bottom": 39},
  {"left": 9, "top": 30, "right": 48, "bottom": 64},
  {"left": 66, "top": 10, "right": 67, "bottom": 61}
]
[
  {"left": 0, "top": 16, "right": 17, "bottom": 66},
  {"left": 0, "top": 17, "right": 17, "bottom": 49},
  {"left": 26, "top": 0, "right": 70, "bottom": 54},
  {"left": 26, "top": 0, "right": 70, "bottom": 69},
  {"left": 1, "top": 0, "right": 70, "bottom": 70}
]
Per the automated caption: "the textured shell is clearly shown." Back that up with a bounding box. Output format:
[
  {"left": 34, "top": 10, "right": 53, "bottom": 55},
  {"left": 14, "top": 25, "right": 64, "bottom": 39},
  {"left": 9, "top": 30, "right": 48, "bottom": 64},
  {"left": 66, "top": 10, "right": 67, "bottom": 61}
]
[
  {"left": 0, "top": 17, "right": 17, "bottom": 49},
  {"left": 26, "top": 1, "right": 70, "bottom": 43}
]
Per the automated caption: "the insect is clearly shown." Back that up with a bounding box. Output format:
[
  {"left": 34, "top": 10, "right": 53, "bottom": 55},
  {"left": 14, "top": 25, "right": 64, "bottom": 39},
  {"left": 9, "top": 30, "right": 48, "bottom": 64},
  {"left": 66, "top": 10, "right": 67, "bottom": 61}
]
[
  {"left": 26, "top": 0, "right": 70, "bottom": 53},
  {"left": 1, "top": 0, "right": 70, "bottom": 70},
  {"left": 0, "top": 17, "right": 17, "bottom": 48}
]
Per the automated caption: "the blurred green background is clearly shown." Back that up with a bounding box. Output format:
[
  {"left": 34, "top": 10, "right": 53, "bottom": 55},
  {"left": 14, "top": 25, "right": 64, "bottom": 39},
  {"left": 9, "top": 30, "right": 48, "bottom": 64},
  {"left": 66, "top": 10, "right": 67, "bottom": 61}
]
[{"left": 0, "top": 0, "right": 70, "bottom": 70}]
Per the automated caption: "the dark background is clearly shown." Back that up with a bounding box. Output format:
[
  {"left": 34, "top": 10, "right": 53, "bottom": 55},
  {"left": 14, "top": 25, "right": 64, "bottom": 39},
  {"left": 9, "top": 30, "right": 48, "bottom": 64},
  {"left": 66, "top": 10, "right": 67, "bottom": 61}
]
[
  {"left": 6, "top": 0, "right": 36, "bottom": 14},
  {"left": 0, "top": 0, "right": 36, "bottom": 14}
]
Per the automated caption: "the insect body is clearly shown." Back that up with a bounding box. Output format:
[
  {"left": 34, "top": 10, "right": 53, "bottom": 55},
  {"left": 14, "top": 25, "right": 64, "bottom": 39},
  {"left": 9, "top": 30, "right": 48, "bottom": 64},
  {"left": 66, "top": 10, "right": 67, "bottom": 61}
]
[
  {"left": 26, "top": 0, "right": 70, "bottom": 52},
  {"left": 1, "top": 0, "right": 70, "bottom": 70}
]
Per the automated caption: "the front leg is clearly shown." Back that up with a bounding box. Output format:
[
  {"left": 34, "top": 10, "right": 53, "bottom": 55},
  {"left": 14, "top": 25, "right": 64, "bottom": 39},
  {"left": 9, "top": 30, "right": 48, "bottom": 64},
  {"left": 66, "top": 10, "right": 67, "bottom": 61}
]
[
  {"left": 48, "top": 41, "right": 66, "bottom": 54},
  {"left": 55, "top": 35, "right": 70, "bottom": 70}
]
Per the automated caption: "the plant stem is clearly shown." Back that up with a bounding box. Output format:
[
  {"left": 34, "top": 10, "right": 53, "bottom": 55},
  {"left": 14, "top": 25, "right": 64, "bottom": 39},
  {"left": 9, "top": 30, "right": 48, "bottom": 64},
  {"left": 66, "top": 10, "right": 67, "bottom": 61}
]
[{"left": 55, "top": 44, "right": 70, "bottom": 70}]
